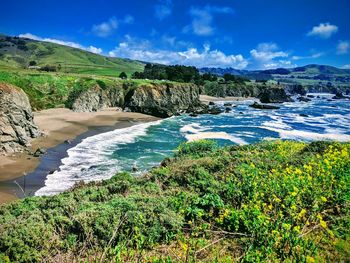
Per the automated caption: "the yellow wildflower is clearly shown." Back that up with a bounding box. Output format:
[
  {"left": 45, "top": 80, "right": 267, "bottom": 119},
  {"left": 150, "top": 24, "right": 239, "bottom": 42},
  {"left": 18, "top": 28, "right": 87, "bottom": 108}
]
[
  {"left": 320, "top": 220, "right": 327, "bottom": 229},
  {"left": 306, "top": 256, "right": 315, "bottom": 263},
  {"left": 320, "top": 196, "right": 327, "bottom": 202}
]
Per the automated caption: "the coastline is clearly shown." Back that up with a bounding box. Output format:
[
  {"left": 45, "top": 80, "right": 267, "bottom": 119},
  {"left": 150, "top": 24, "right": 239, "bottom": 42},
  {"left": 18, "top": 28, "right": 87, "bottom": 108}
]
[{"left": 0, "top": 108, "right": 158, "bottom": 204}]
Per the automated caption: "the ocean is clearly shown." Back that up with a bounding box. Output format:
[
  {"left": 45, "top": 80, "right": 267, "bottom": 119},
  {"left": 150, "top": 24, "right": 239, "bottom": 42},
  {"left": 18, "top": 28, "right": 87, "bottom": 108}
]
[{"left": 35, "top": 93, "right": 350, "bottom": 196}]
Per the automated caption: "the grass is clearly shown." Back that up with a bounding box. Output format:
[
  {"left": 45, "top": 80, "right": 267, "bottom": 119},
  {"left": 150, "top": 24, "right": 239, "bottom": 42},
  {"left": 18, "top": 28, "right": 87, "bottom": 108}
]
[
  {"left": 0, "top": 140, "right": 349, "bottom": 262},
  {"left": 0, "top": 68, "right": 179, "bottom": 110},
  {"left": 0, "top": 35, "right": 145, "bottom": 77}
]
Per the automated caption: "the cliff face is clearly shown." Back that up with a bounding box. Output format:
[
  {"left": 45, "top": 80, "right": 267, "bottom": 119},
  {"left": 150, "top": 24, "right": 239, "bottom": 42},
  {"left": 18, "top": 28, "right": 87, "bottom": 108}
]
[
  {"left": 0, "top": 83, "right": 40, "bottom": 154},
  {"left": 124, "top": 83, "right": 202, "bottom": 117},
  {"left": 67, "top": 82, "right": 203, "bottom": 118},
  {"left": 69, "top": 85, "right": 124, "bottom": 112}
]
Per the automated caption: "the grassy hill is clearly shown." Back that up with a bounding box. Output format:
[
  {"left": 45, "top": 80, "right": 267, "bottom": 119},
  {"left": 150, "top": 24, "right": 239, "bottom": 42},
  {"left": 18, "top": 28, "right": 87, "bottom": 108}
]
[
  {"left": 0, "top": 35, "right": 145, "bottom": 77},
  {"left": 0, "top": 140, "right": 349, "bottom": 262}
]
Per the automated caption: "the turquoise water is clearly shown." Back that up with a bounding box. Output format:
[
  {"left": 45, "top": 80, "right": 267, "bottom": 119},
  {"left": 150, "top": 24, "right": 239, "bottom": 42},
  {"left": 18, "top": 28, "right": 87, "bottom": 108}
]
[{"left": 35, "top": 93, "right": 350, "bottom": 196}]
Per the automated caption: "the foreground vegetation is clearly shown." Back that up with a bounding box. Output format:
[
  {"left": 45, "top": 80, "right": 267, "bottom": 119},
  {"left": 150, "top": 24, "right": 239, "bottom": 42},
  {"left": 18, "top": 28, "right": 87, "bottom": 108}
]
[{"left": 0, "top": 140, "right": 349, "bottom": 262}]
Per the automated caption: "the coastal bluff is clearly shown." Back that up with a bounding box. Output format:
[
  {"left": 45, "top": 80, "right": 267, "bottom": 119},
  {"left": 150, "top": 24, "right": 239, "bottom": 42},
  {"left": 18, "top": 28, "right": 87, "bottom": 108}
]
[
  {"left": 0, "top": 83, "right": 40, "bottom": 154},
  {"left": 68, "top": 82, "right": 204, "bottom": 118}
]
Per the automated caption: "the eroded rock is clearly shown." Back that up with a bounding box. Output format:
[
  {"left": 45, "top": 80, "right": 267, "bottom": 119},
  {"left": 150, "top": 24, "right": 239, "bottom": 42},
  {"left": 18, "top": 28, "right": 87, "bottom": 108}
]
[{"left": 0, "top": 83, "right": 40, "bottom": 155}]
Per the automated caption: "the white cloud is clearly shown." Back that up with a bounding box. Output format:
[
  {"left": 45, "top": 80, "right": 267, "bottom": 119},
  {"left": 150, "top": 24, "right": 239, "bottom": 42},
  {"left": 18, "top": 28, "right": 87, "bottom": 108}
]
[
  {"left": 249, "top": 42, "right": 296, "bottom": 69},
  {"left": 122, "top": 15, "right": 134, "bottom": 24},
  {"left": 18, "top": 33, "right": 103, "bottom": 54},
  {"left": 92, "top": 17, "right": 118, "bottom": 37},
  {"left": 155, "top": 0, "right": 172, "bottom": 20},
  {"left": 336, "top": 40, "right": 349, "bottom": 54},
  {"left": 342, "top": 64, "right": 350, "bottom": 69},
  {"left": 292, "top": 52, "right": 324, "bottom": 60},
  {"left": 250, "top": 43, "right": 288, "bottom": 62},
  {"left": 307, "top": 22, "right": 338, "bottom": 39},
  {"left": 185, "top": 5, "right": 233, "bottom": 36},
  {"left": 108, "top": 37, "right": 247, "bottom": 68}
]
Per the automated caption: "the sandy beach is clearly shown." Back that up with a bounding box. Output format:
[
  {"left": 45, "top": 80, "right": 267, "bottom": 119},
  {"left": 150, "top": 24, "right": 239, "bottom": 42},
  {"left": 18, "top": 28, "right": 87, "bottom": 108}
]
[
  {"left": 200, "top": 95, "right": 254, "bottom": 104},
  {"left": 0, "top": 108, "right": 158, "bottom": 204}
]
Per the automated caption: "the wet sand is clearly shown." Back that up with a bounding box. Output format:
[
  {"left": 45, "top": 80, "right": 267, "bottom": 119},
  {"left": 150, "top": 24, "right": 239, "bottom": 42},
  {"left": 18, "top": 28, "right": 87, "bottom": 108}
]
[{"left": 0, "top": 108, "right": 158, "bottom": 204}]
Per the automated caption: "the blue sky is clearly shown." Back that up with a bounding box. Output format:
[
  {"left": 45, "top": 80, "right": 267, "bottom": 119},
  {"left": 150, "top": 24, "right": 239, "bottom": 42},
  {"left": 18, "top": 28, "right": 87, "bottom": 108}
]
[{"left": 1, "top": 0, "right": 350, "bottom": 69}]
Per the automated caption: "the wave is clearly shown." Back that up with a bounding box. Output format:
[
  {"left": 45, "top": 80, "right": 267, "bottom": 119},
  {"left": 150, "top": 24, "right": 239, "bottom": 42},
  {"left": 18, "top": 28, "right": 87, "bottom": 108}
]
[
  {"left": 35, "top": 120, "right": 163, "bottom": 196},
  {"left": 262, "top": 126, "right": 350, "bottom": 142}
]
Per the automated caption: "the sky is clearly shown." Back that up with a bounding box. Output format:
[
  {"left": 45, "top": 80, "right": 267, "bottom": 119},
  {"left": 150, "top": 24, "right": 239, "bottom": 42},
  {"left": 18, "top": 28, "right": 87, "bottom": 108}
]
[{"left": 1, "top": 0, "right": 350, "bottom": 70}]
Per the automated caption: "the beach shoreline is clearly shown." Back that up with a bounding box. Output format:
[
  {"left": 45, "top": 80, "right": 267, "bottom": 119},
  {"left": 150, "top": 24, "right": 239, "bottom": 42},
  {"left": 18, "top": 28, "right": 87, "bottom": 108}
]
[{"left": 0, "top": 108, "right": 158, "bottom": 204}]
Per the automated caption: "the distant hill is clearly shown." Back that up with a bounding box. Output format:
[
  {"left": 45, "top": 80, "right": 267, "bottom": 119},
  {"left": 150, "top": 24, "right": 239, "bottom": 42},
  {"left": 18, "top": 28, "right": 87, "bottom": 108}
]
[
  {"left": 0, "top": 34, "right": 145, "bottom": 76},
  {"left": 200, "top": 64, "right": 350, "bottom": 86}
]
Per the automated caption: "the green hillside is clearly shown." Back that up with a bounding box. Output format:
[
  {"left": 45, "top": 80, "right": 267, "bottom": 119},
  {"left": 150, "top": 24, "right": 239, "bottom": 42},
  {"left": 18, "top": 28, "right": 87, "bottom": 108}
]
[
  {"left": 0, "top": 35, "right": 145, "bottom": 77},
  {"left": 0, "top": 140, "right": 349, "bottom": 262}
]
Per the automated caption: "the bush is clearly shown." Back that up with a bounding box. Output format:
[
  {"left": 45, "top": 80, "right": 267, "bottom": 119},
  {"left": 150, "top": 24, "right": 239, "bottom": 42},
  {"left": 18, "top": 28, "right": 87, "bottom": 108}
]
[{"left": 0, "top": 140, "right": 349, "bottom": 262}]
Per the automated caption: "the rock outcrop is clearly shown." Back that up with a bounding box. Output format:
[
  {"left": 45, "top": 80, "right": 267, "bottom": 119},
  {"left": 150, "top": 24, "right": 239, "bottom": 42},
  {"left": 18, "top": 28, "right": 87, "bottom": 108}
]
[
  {"left": 0, "top": 83, "right": 40, "bottom": 154},
  {"left": 124, "top": 83, "right": 203, "bottom": 117},
  {"left": 258, "top": 87, "right": 294, "bottom": 103},
  {"left": 68, "top": 84, "right": 125, "bottom": 112},
  {"left": 249, "top": 102, "right": 280, "bottom": 110}
]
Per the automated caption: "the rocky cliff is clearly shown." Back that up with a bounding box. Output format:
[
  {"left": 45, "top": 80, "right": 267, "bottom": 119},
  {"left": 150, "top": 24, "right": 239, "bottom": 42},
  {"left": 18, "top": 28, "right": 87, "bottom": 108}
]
[
  {"left": 67, "top": 81, "right": 204, "bottom": 118},
  {"left": 68, "top": 84, "right": 125, "bottom": 112},
  {"left": 0, "top": 83, "right": 40, "bottom": 154},
  {"left": 124, "top": 83, "right": 202, "bottom": 117}
]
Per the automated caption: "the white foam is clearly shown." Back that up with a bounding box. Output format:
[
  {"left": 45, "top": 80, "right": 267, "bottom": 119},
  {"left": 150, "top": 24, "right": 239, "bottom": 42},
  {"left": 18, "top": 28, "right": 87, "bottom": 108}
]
[
  {"left": 35, "top": 120, "right": 163, "bottom": 196},
  {"left": 263, "top": 126, "right": 350, "bottom": 142},
  {"left": 180, "top": 123, "right": 208, "bottom": 134},
  {"left": 185, "top": 132, "right": 247, "bottom": 145}
]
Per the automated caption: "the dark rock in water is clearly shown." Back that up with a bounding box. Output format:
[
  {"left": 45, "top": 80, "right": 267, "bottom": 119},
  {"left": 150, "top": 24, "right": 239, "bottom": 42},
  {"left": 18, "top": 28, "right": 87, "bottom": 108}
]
[
  {"left": 33, "top": 148, "right": 46, "bottom": 157},
  {"left": 223, "top": 102, "right": 232, "bottom": 106},
  {"left": 258, "top": 87, "right": 294, "bottom": 103},
  {"left": 0, "top": 83, "right": 41, "bottom": 155},
  {"left": 208, "top": 106, "right": 223, "bottom": 115},
  {"left": 88, "top": 165, "right": 98, "bottom": 170},
  {"left": 239, "top": 112, "right": 244, "bottom": 114},
  {"left": 327, "top": 99, "right": 333, "bottom": 102},
  {"left": 64, "top": 139, "right": 72, "bottom": 144},
  {"left": 299, "top": 113, "right": 309, "bottom": 117},
  {"left": 225, "top": 107, "right": 232, "bottom": 113},
  {"left": 297, "top": 97, "right": 311, "bottom": 102},
  {"left": 317, "top": 96, "right": 321, "bottom": 98},
  {"left": 186, "top": 104, "right": 209, "bottom": 115},
  {"left": 307, "top": 95, "right": 315, "bottom": 98},
  {"left": 332, "top": 91, "right": 348, "bottom": 100},
  {"left": 208, "top": 101, "right": 215, "bottom": 105},
  {"left": 48, "top": 170, "right": 56, "bottom": 174},
  {"left": 132, "top": 165, "right": 138, "bottom": 172},
  {"left": 189, "top": 113, "right": 198, "bottom": 117},
  {"left": 249, "top": 102, "right": 280, "bottom": 110}
]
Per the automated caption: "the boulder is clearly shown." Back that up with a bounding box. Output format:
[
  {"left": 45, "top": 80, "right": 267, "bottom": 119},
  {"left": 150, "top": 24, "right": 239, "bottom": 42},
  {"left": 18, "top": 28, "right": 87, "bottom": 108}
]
[
  {"left": 208, "top": 101, "right": 215, "bottom": 105},
  {"left": 297, "top": 97, "right": 311, "bottom": 102},
  {"left": 208, "top": 106, "right": 223, "bottom": 115},
  {"left": 33, "top": 147, "right": 46, "bottom": 157},
  {"left": 332, "top": 91, "right": 349, "bottom": 100},
  {"left": 223, "top": 102, "right": 232, "bottom": 106},
  {"left": 0, "top": 83, "right": 40, "bottom": 155},
  {"left": 225, "top": 107, "right": 232, "bottom": 113},
  {"left": 249, "top": 102, "right": 280, "bottom": 110},
  {"left": 258, "top": 87, "right": 293, "bottom": 103}
]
